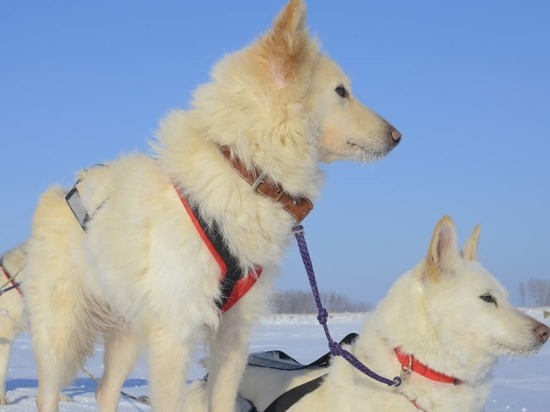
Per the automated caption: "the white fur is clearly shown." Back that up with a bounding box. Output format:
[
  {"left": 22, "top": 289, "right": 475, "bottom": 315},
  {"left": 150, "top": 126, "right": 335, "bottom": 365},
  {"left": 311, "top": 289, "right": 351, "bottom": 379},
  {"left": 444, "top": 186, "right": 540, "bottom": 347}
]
[
  {"left": 22, "top": 1, "right": 400, "bottom": 411},
  {"left": 0, "top": 245, "right": 26, "bottom": 405},
  {"left": 182, "top": 216, "right": 548, "bottom": 412},
  {"left": 0, "top": 243, "right": 72, "bottom": 406}
]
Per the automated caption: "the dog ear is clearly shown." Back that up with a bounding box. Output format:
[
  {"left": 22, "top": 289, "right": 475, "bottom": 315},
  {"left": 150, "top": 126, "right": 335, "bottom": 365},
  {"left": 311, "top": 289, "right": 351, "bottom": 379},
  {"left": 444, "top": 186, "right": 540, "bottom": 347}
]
[
  {"left": 255, "top": 0, "right": 315, "bottom": 88},
  {"left": 461, "top": 224, "right": 481, "bottom": 261},
  {"left": 425, "top": 216, "right": 460, "bottom": 281}
]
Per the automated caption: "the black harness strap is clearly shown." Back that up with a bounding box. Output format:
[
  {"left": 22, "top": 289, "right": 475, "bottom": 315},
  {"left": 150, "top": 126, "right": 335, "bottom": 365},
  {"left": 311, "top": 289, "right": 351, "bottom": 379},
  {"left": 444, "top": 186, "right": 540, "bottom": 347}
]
[
  {"left": 307, "top": 332, "right": 359, "bottom": 368},
  {"left": 175, "top": 187, "right": 261, "bottom": 312},
  {"left": 186, "top": 202, "right": 245, "bottom": 310},
  {"left": 263, "top": 375, "right": 326, "bottom": 412},
  {"left": 251, "top": 333, "right": 359, "bottom": 412},
  {"left": 0, "top": 283, "right": 21, "bottom": 296}
]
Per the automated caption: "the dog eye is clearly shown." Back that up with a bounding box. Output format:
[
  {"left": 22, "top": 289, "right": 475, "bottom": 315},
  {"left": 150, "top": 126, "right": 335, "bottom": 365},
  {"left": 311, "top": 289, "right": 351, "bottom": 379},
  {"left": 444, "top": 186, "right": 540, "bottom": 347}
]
[
  {"left": 335, "top": 85, "right": 349, "bottom": 99},
  {"left": 480, "top": 294, "right": 497, "bottom": 306}
]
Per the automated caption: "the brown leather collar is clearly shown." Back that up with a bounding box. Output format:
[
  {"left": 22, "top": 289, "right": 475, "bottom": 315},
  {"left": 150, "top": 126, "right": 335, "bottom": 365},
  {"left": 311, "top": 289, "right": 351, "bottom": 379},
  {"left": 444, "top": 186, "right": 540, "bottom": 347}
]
[{"left": 219, "top": 146, "right": 313, "bottom": 223}]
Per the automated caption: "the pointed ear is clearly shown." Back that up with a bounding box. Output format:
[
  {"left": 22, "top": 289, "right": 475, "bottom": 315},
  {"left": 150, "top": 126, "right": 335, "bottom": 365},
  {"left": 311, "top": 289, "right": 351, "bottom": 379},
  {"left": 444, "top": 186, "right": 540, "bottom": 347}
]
[
  {"left": 425, "top": 216, "right": 460, "bottom": 281},
  {"left": 462, "top": 224, "right": 481, "bottom": 262},
  {"left": 255, "top": 0, "right": 316, "bottom": 87}
]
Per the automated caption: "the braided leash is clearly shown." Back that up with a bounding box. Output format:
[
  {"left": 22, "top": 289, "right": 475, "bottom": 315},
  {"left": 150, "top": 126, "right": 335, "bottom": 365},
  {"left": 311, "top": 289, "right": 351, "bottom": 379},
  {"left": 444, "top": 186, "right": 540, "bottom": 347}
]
[{"left": 293, "top": 225, "right": 402, "bottom": 387}]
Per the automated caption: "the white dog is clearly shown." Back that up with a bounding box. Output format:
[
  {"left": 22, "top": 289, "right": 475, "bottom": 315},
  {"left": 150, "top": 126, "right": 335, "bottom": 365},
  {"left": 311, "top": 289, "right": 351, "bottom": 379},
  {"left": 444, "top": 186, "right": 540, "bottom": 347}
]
[
  {"left": 184, "top": 216, "right": 549, "bottom": 411},
  {"left": 0, "top": 245, "right": 70, "bottom": 405},
  {"left": 22, "top": 1, "right": 401, "bottom": 411},
  {"left": 0, "top": 245, "right": 26, "bottom": 405}
]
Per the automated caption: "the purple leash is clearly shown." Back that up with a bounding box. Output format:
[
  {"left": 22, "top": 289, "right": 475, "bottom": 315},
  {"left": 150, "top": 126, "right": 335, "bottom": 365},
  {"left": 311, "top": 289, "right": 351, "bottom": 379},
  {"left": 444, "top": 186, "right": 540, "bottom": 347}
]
[{"left": 292, "top": 225, "right": 402, "bottom": 387}]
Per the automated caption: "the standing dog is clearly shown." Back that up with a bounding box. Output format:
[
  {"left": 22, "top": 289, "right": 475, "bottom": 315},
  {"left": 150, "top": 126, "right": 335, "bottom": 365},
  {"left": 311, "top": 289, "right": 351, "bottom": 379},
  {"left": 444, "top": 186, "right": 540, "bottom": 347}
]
[
  {"left": 23, "top": 1, "right": 401, "bottom": 411},
  {"left": 0, "top": 245, "right": 69, "bottom": 405},
  {"left": 0, "top": 245, "right": 26, "bottom": 405},
  {"left": 212, "top": 216, "right": 548, "bottom": 411}
]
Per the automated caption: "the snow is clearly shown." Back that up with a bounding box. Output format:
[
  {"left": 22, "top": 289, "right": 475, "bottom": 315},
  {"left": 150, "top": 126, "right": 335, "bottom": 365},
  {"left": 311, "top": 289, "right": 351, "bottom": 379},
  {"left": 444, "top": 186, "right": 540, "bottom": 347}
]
[{"left": 1, "top": 311, "right": 548, "bottom": 411}]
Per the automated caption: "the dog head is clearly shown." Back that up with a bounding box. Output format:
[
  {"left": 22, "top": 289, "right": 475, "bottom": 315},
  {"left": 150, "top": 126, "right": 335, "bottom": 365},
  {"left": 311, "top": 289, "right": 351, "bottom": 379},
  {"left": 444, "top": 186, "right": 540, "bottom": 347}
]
[
  {"left": 308, "top": 55, "right": 401, "bottom": 163},
  {"left": 417, "top": 216, "right": 549, "bottom": 378},
  {"left": 261, "top": 0, "right": 402, "bottom": 163},
  {"left": 188, "top": 0, "right": 400, "bottom": 195},
  {"left": 374, "top": 216, "right": 548, "bottom": 385}
]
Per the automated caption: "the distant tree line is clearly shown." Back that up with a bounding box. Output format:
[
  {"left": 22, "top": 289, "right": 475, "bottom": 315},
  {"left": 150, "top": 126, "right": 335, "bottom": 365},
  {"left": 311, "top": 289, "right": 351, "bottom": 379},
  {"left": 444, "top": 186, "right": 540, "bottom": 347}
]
[
  {"left": 519, "top": 279, "right": 550, "bottom": 307},
  {"left": 272, "top": 290, "right": 372, "bottom": 314}
]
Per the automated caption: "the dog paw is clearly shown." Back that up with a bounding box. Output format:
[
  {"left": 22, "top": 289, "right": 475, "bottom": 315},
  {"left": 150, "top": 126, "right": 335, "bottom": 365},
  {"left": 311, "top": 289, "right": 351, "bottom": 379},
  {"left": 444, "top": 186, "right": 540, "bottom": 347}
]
[
  {"left": 0, "top": 395, "right": 9, "bottom": 405},
  {"left": 59, "top": 394, "right": 72, "bottom": 402}
]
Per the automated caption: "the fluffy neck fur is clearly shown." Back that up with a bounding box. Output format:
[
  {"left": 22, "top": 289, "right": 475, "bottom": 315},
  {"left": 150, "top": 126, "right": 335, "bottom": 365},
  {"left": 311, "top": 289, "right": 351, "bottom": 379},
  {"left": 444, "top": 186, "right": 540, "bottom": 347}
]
[
  {"left": 151, "top": 47, "right": 324, "bottom": 271},
  {"left": 151, "top": 0, "right": 327, "bottom": 271}
]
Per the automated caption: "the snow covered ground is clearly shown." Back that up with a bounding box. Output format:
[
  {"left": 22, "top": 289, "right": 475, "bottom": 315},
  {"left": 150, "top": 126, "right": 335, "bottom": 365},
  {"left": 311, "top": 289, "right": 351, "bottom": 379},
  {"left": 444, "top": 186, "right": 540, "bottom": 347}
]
[{"left": 1, "top": 310, "right": 548, "bottom": 411}]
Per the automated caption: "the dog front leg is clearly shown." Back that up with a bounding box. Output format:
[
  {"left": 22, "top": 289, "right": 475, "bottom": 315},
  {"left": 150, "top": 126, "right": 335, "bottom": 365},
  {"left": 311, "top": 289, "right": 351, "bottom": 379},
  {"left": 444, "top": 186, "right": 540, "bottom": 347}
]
[
  {"left": 206, "top": 290, "right": 269, "bottom": 412},
  {"left": 96, "top": 325, "right": 140, "bottom": 412},
  {"left": 0, "top": 337, "right": 13, "bottom": 405},
  {"left": 147, "top": 323, "right": 193, "bottom": 411}
]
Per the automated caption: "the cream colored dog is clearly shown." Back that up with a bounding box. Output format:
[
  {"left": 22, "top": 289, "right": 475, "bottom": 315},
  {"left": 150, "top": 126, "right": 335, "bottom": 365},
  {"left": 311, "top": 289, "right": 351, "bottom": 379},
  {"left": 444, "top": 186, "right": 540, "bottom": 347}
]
[
  {"left": 23, "top": 1, "right": 400, "bottom": 411},
  {"left": 0, "top": 245, "right": 26, "bottom": 405},
  {"left": 184, "top": 217, "right": 547, "bottom": 412},
  {"left": 0, "top": 245, "right": 70, "bottom": 405}
]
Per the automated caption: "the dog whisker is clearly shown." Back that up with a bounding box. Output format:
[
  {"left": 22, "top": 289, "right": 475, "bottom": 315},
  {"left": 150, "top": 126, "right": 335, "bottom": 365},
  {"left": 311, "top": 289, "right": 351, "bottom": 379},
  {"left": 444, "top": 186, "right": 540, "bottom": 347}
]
[{"left": 492, "top": 341, "right": 542, "bottom": 357}]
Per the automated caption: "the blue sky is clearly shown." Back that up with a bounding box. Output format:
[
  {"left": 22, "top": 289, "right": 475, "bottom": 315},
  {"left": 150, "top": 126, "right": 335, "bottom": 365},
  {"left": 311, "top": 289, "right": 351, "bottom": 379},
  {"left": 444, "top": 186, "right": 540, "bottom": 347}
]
[{"left": 1, "top": 1, "right": 548, "bottom": 306}]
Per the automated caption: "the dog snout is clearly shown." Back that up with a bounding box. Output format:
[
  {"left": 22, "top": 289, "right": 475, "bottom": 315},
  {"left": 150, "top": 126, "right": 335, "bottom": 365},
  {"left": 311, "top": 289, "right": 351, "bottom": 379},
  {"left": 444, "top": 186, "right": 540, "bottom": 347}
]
[
  {"left": 534, "top": 322, "right": 550, "bottom": 343},
  {"left": 390, "top": 128, "right": 402, "bottom": 144}
]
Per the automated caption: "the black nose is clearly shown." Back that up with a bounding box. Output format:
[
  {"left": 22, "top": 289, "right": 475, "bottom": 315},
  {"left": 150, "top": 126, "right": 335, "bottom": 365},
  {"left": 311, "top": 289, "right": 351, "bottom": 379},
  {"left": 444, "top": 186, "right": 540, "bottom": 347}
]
[
  {"left": 390, "top": 128, "right": 402, "bottom": 144},
  {"left": 534, "top": 323, "right": 550, "bottom": 343}
]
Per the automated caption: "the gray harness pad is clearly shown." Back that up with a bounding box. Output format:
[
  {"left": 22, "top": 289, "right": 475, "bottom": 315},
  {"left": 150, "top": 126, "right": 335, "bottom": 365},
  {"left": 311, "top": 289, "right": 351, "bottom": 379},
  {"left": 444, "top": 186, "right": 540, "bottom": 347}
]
[
  {"left": 66, "top": 185, "right": 90, "bottom": 230},
  {"left": 240, "top": 333, "right": 359, "bottom": 411},
  {"left": 248, "top": 350, "right": 312, "bottom": 371}
]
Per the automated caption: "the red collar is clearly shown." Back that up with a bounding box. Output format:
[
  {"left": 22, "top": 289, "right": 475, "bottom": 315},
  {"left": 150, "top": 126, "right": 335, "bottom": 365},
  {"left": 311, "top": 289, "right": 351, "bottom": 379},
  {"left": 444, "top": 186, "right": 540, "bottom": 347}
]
[{"left": 394, "top": 348, "right": 462, "bottom": 385}]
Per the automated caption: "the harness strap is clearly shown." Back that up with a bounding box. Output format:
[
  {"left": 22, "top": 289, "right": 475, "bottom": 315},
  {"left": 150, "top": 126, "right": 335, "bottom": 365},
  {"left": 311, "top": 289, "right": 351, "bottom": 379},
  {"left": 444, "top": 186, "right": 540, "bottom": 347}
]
[
  {"left": 65, "top": 184, "right": 90, "bottom": 230},
  {"left": 65, "top": 164, "right": 108, "bottom": 231},
  {"left": 175, "top": 186, "right": 261, "bottom": 313},
  {"left": 64, "top": 173, "right": 260, "bottom": 313},
  {"left": 263, "top": 375, "right": 326, "bottom": 412},
  {"left": 246, "top": 333, "right": 358, "bottom": 411},
  {"left": 306, "top": 332, "right": 359, "bottom": 368},
  {"left": 0, "top": 260, "right": 23, "bottom": 297},
  {"left": 410, "top": 398, "right": 425, "bottom": 411}
]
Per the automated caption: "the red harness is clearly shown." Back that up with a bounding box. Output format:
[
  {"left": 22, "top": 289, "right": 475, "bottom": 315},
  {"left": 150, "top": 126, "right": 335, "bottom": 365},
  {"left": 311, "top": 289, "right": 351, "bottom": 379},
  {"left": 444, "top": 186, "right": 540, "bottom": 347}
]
[
  {"left": 395, "top": 348, "right": 462, "bottom": 410},
  {"left": 175, "top": 186, "right": 261, "bottom": 313},
  {"left": 0, "top": 263, "right": 23, "bottom": 297}
]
